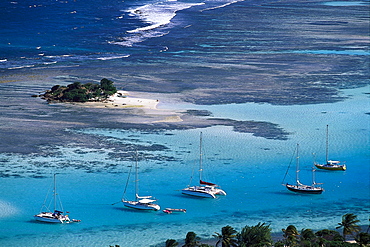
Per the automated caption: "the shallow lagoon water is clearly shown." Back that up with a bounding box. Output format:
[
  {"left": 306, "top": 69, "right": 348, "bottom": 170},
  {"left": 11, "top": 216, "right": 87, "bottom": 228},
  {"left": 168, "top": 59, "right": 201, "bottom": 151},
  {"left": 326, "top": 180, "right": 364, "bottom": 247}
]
[
  {"left": 0, "top": 0, "right": 369, "bottom": 246},
  {"left": 323, "top": 1, "right": 368, "bottom": 6},
  {"left": 0, "top": 86, "right": 368, "bottom": 246}
]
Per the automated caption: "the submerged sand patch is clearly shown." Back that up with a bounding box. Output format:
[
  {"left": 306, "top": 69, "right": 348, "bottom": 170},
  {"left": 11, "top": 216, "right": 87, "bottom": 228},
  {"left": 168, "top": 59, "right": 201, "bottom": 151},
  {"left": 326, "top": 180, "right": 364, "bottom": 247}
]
[{"left": 153, "top": 116, "right": 183, "bottom": 123}]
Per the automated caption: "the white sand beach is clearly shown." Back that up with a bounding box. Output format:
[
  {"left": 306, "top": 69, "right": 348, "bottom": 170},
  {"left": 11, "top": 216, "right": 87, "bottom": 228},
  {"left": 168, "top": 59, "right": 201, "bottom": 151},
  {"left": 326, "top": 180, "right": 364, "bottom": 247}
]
[
  {"left": 99, "top": 90, "right": 160, "bottom": 109},
  {"left": 71, "top": 90, "right": 183, "bottom": 123},
  {"left": 71, "top": 90, "right": 159, "bottom": 109},
  {"left": 105, "top": 90, "right": 159, "bottom": 109}
]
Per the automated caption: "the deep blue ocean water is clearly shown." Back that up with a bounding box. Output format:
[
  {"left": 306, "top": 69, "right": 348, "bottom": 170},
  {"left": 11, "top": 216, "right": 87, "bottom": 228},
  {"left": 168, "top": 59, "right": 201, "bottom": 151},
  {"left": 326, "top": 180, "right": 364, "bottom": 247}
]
[{"left": 0, "top": 0, "right": 369, "bottom": 246}]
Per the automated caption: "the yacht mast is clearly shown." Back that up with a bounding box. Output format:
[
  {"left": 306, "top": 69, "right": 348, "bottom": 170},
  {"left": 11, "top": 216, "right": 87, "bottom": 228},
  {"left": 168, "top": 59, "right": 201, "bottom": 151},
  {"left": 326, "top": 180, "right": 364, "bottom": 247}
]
[
  {"left": 296, "top": 144, "right": 300, "bottom": 185},
  {"left": 199, "top": 132, "right": 203, "bottom": 182},
  {"left": 135, "top": 151, "right": 139, "bottom": 201},
  {"left": 53, "top": 173, "right": 57, "bottom": 212},
  {"left": 325, "top": 125, "right": 329, "bottom": 164}
]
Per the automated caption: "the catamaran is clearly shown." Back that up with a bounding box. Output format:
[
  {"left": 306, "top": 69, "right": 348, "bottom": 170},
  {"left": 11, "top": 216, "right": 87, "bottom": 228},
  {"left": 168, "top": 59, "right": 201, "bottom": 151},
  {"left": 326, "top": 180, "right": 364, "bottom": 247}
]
[
  {"left": 283, "top": 144, "right": 324, "bottom": 194},
  {"left": 314, "top": 125, "right": 346, "bottom": 171},
  {"left": 34, "top": 174, "right": 80, "bottom": 223},
  {"left": 122, "top": 152, "right": 160, "bottom": 211},
  {"left": 182, "top": 132, "right": 226, "bottom": 198}
]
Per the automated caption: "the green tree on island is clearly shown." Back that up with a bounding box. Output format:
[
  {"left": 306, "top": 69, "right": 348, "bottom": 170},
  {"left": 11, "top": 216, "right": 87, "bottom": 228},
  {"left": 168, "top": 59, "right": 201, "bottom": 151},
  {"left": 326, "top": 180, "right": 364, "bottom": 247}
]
[
  {"left": 336, "top": 213, "right": 361, "bottom": 241},
  {"left": 100, "top": 78, "right": 117, "bottom": 95},
  {"left": 40, "top": 78, "right": 117, "bottom": 103}
]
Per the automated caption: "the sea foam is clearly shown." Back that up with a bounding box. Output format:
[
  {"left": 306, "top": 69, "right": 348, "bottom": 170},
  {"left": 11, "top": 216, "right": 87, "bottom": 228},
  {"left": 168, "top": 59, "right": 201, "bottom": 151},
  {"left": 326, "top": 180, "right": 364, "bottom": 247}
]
[
  {"left": 113, "top": 1, "right": 204, "bottom": 47},
  {"left": 126, "top": 2, "right": 204, "bottom": 33}
]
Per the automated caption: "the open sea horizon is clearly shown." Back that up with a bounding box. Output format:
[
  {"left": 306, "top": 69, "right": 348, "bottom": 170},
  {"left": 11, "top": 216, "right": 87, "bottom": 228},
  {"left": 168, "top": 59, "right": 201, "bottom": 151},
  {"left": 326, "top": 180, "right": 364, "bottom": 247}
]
[{"left": 0, "top": 0, "right": 369, "bottom": 246}]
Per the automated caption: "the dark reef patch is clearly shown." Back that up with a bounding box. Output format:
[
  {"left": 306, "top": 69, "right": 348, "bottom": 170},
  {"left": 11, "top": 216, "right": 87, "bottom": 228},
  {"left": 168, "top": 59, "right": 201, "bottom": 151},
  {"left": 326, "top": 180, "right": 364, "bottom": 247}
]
[
  {"left": 207, "top": 118, "right": 289, "bottom": 140},
  {"left": 185, "top": 109, "right": 213, "bottom": 117}
]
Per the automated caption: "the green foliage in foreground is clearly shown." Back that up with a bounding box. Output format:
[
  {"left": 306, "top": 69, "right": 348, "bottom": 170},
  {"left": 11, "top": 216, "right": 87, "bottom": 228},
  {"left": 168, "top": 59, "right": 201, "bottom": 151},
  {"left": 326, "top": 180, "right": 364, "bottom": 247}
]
[
  {"left": 160, "top": 214, "right": 368, "bottom": 247},
  {"left": 41, "top": 78, "right": 117, "bottom": 103},
  {"left": 214, "top": 225, "right": 238, "bottom": 247},
  {"left": 109, "top": 214, "right": 370, "bottom": 246},
  {"left": 337, "top": 213, "right": 362, "bottom": 241},
  {"left": 238, "top": 222, "right": 272, "bottom": 247},
  {"left": 108, "top": 213, "right": 367, "bottom": 247}
]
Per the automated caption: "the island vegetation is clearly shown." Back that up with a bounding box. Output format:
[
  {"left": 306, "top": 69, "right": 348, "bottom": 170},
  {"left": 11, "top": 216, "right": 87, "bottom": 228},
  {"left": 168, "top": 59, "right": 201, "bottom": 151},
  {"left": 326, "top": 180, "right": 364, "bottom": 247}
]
[
  {"left": 39, "top": 78, "right": 117, "bottom": 103},
  {"left": 109, "top": 213, "right": 369, "bottom": 247}
]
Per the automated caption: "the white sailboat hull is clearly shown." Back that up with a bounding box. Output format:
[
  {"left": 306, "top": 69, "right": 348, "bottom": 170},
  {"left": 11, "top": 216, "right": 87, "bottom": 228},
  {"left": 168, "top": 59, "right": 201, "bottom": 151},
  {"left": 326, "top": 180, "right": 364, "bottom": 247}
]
[
  {"left": 182, "top": 186, "right": 224, "bottom": 198},
  {"left": 34, "top": 212, "right": 70, "bottom": 223},
  {"left": 214, "top": 188, "right": 227, "bottom": 196},
  {"left": 286, "top": 183, "right": 324, "bottom": 194},
  {"left": 314, "top": 161, "right": 346, "bottom": 171},
  {"left": 122, "top": 200, "right": 160, "bottom": 211},
  {"left": 182, "top": 189, "right": 216, "bottom": 198}
]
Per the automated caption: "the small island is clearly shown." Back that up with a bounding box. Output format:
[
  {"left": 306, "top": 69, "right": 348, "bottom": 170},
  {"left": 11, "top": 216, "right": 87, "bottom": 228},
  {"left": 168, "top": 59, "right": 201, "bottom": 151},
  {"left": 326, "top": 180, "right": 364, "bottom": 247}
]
[
  {"left": 37, "top": 78, "right": 160, "bottom": 110},
  {"left": 40, "top": 78, "right": 117, "bottom": 103}
]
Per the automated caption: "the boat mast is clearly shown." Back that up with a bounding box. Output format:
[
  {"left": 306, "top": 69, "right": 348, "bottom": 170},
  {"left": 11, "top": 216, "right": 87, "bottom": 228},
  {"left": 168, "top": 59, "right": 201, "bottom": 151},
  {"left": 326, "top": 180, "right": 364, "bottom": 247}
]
[
  {"left": 325, "top": 125, "right": 329, "bottom": 164},
  {"left": 312, "top": 167, "right": 316, "bottom": 186},
  {"left": 135, "top": 151, "right": 139, "bottom": 201},
  {"left": 53, "top": 173, "right": 56, "bottom": 212},
  {"left": 296, "top": 144, "right": 300, "bottom": 185},
  {"left": 199, "top": 132, "right": 203, "bottom": 182}
]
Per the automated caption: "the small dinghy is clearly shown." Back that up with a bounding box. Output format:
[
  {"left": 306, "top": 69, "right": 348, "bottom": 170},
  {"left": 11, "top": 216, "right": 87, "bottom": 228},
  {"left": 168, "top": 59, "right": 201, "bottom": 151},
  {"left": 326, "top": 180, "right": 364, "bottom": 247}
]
[{"left": 163, "top": 208, "right": 187, "bottom": 214}]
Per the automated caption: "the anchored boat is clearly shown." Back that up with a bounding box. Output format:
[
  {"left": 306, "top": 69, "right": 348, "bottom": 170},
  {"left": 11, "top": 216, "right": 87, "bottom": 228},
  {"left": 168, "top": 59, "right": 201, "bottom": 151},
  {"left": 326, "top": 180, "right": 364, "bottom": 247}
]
[
  {"left": 34, "top": 174, "right": 80, "bottom": 223},
  {"left": 314, "top": 125, "right": 346, "bottom": 171},
  {"left": 283, "top": 144, "right": 324, "bottom": 194},
  {"left": 182, "top": 132, "right": 226, "bottom": 198},
  {"left": 122, "top": 151, "right": 160, "bottom": 211}
]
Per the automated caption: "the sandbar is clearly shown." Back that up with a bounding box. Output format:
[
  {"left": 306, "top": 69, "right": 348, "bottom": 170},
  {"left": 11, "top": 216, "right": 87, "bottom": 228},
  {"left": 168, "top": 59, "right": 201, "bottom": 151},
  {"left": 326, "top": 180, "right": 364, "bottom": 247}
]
[{"left": 73, "top": 90, "right": 160, "bottom": 109}]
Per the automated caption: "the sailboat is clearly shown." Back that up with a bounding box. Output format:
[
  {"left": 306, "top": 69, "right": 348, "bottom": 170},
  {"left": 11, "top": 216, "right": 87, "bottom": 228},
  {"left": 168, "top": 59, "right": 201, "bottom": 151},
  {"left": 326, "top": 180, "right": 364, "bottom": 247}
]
[
  {"left": 284, "top": 144, "right": 324, "bottom": 194},
  {"left": 34, "top": 174, "right": 80, "bottom": 223},
  {"left": 314, "top": 125, "right": 346, "bottom": 171},
  {"left": 182, "top": 132, "right": 226, "bottom": 198},
  {"left": 122, "top": 152, "right": 160, "bottom": 211}
]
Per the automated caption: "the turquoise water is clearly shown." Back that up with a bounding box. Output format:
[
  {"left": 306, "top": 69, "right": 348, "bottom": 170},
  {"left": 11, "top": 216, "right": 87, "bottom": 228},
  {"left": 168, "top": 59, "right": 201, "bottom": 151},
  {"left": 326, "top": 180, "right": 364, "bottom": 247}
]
[
  {"left": 323, "top": 1, "right": 368, "bottom": 6},
  {"left": 0, "top": 86, "right": 368, "bottom": 246},
  {"left": 0, "top": 0, "right": 369, "bottom": 245}
]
